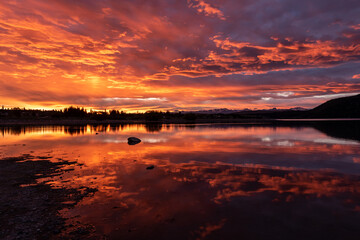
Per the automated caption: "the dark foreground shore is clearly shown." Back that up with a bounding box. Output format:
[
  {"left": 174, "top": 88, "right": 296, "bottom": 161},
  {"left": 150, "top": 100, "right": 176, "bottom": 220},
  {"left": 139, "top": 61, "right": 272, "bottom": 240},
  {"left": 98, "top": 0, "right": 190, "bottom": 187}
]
[{"left": 0, "top": 155, "right": 97, "bottom": 240}]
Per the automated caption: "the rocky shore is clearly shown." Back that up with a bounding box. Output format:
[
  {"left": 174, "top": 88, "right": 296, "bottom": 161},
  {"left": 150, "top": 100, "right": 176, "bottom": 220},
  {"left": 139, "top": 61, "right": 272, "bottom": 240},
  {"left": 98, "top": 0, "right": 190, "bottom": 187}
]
[{"left": 0, "top": 154, "right": 98, "bottom": 240}]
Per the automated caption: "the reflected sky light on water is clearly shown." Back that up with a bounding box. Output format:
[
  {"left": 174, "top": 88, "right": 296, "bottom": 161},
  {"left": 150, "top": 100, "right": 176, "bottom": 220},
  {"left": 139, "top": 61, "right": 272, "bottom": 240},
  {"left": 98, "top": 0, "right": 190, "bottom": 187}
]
[{"left": 1, "top": 123, "right": 360, "bottom": 239}]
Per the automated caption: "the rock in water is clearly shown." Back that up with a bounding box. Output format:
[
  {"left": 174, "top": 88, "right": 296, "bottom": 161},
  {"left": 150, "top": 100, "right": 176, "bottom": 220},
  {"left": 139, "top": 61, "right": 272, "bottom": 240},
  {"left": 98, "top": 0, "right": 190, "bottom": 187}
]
[
  {"left": 146, "top": 165, "right": 155, "bottom": 170},
  {"left": 128, "top": 137, "right": 141, "bottom": 145}
]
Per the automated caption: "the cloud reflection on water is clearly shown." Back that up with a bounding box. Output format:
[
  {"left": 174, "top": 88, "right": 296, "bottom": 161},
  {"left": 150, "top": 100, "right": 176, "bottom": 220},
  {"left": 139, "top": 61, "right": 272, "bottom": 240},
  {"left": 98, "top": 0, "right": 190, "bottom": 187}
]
[{"left": 1, "top": 123, "right": 360, "bottom": 239}]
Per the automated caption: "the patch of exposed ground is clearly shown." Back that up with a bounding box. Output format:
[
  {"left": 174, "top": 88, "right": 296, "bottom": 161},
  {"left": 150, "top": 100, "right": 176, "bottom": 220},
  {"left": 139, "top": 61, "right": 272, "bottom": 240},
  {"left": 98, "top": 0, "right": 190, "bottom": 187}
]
[{"left": 0, "top": 154, "right": 98, "bottom": 240}]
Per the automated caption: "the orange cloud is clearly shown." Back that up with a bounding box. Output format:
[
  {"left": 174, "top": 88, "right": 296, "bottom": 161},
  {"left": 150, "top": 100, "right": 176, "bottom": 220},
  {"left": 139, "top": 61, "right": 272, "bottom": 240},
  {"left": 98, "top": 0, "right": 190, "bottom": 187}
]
[
  {"left": 188, "top": 0, "right": 226, "bottom": 20},
  {"left": 157, "top": 36, "right": 360, "bottom": 78},
  {"left": 0, "top": 0, "right": 359, "bottom": 111}
]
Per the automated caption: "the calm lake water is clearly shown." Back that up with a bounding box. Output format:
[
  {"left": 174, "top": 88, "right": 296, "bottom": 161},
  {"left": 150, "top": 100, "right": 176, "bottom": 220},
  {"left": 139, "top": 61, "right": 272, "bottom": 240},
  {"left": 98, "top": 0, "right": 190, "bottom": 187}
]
[{"left": 1, "top": 122, "right": 360, "bottom": 239}]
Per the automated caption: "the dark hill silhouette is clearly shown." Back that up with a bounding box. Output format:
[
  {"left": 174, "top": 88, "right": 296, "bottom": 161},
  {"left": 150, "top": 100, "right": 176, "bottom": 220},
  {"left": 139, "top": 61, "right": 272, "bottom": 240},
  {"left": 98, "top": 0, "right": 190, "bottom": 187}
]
[{"left": 306, "top": 94, "right": 360, "bottom": 118}]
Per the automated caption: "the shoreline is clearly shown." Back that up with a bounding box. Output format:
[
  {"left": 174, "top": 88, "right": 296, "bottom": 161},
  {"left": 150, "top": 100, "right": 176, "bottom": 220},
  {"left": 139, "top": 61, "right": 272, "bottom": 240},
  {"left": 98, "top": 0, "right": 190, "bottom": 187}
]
[
  {"left": 0, "top": 155, "right": 98, "bottom": 239},
  {"left": 0, "top": 119, "right": 274, "bottom": 126},
  {"left": 1, "top": 118, "right": 360, "bottom": 126}
]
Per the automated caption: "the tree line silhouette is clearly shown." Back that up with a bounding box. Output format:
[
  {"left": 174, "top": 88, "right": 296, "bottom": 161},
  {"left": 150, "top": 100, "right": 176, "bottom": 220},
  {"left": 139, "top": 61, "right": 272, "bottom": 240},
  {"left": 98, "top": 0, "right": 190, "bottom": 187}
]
[
  {"left": 0, "top": 106, "right": 201, "bottom": 122},
  {"left": 0, "top": 106, "right": 305, "bottom": 122}
]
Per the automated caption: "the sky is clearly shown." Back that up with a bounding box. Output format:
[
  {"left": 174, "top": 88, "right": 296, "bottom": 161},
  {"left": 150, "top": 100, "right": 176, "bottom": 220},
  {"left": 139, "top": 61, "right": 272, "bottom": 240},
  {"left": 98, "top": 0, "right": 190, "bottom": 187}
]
[{"left": 0, "top": 0, "right": 360, "bottom": 112}]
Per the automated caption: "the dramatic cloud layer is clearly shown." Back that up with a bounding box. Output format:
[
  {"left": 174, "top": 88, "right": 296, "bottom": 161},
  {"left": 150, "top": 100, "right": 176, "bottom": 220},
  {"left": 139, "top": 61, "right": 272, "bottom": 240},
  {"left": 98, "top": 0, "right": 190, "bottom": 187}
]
[{"left": 0, "top": 0, "right": 360, "bottom": 110}]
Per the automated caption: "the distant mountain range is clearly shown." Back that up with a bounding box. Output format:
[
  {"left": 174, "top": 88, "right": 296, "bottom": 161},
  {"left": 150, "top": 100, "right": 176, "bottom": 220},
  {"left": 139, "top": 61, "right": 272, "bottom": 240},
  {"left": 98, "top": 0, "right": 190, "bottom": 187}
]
[
  {"left": 190, "top": 107, "right": 308, "bottom": 115},
  {"left": 189, "top": 94, "right": 360, "bottom": 119}
]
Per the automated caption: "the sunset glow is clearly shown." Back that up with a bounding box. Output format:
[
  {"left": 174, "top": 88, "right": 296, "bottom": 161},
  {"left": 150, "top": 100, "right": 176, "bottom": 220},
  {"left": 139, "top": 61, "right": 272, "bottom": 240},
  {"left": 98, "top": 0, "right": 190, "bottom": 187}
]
[{"left": 1, "top": 0, "right": 360, "bottom": 111}]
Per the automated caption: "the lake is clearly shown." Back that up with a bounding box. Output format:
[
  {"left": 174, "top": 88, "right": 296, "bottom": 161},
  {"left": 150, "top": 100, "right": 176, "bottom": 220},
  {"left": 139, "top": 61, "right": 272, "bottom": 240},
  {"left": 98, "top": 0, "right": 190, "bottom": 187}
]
[{"left": 1, "top": 122, "right": 360, "bottom": 239}]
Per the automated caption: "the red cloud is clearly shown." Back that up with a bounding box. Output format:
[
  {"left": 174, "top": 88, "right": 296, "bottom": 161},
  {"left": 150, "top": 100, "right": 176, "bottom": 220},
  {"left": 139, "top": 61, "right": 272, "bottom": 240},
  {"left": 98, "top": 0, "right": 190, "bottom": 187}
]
[
  {"left": 188, "top": 0, "right": 226, "bottom": 20},
  {"left": 157, "top": 36, "right": 360, "bottom": 78},
  {"left": 0, "top": 0, "right": 359, "bottom": 110}
]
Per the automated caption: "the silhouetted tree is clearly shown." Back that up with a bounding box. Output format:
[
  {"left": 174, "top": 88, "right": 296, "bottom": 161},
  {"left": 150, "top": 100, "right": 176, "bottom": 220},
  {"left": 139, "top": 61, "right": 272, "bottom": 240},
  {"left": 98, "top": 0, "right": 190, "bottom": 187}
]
[{"left": 63, "top": 106, "right": 87, "bottom": 119}]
